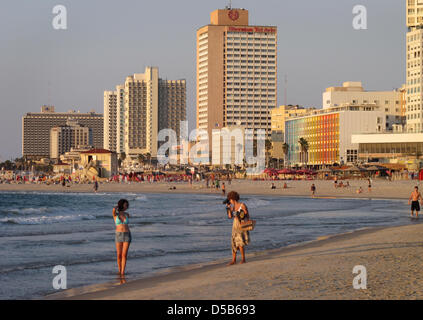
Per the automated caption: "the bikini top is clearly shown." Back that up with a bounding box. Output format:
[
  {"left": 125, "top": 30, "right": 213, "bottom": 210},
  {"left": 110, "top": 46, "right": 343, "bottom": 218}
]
[{"left": 115, "top": 213, "right": 129, "bottom": 226}]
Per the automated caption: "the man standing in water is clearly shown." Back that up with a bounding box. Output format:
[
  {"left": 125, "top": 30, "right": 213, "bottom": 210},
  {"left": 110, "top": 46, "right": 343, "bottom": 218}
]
[
  {"left": 408, "top": 186, "right": 423, "bottom": 218},
  {"left": 93, "top": 179, "right": 99, "bottom": 193}
]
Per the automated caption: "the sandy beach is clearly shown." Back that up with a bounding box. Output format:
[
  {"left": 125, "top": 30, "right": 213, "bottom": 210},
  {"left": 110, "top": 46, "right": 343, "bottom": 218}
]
[
  {"left": 2, "top": 179, "right": 422, "bottom": 300},
  {"left": 0, "top": 178, "right": 422, "bottom": 200},
  {"left": 46, "top": 223, "right": 423, "bottom": 300}
]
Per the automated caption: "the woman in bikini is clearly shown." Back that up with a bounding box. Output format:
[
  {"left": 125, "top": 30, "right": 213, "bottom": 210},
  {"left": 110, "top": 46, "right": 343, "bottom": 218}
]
[
  {"left": 113, "top": 199, "right": 131, "bottom": 276},
  {"left": 225, "top": 191, "right": 250, "bottom": 265}
]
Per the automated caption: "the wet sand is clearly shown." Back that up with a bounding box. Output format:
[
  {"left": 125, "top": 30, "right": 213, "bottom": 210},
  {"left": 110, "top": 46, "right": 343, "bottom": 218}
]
[{"left": 46, "top": 223, "right": 423, "bottom": 300}]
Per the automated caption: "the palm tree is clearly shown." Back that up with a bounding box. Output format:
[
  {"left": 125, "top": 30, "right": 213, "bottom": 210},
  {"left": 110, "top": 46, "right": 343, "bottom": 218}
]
[
  {"left": 265, "top": 139, "right": 272, "bottom": 168},
  {"left": 282, "top": 143, "right": 289, "bottom": 168},
  {"left": 298, "top": 138, "right": 309, "bottom": 167},
  {"left": 145, "top": 153, "right": 152, "bottom": 167},
  {"left": 137, "top": 154, "right": 145, "bottom": 166}
]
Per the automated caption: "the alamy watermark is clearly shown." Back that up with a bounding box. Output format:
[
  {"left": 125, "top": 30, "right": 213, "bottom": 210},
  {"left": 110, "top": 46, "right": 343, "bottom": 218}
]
[
  {"left": 52, "top": 5, "right": 67, "bottom": 30},
  {"left": 52, "top": 265, "right": 67, "bottom": 290},
  {"left": 352, "top": 5, "right": 367, "bottom": 30},
  {"left": 352, "top": 265, "right": 367, "bottom": 290},
  {"left": 157, "top": 121, "right": 266, "bottom": 175}
]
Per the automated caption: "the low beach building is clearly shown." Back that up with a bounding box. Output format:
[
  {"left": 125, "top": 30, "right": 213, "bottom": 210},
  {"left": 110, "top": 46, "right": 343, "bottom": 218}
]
[
  {"left": 351, "top": 132, "right": 423, "bottom": 170},
  {"left": 78, "top": 149, "right": 118, "bottom": 179},
  {"left": 285, "top": 104, "right": 386, "bottom": 166}
]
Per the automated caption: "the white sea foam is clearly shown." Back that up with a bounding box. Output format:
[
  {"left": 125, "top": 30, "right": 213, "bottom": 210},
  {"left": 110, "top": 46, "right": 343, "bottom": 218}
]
[{"left": 0, "top": 214, "right": 97, "bottom": 225}]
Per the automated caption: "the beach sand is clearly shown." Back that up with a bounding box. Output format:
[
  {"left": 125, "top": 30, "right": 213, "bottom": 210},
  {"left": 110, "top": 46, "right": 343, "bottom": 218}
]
[
  {"left": 46, "top": 223, "right": 423, "bottom": 300},
  {"left": 1, "top": 178, "right": 422, "bottom": 200}
]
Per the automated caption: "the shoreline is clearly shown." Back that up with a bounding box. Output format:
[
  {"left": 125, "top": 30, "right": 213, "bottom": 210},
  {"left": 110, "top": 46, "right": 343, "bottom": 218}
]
[{"left": 46, "top": 222, "right": 423, "bottom": 300}]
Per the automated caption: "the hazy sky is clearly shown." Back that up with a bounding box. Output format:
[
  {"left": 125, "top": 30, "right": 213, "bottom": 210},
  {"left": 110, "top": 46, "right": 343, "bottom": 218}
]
[{"left": 0, "top": 0, "right": 404, "bottom": 161}]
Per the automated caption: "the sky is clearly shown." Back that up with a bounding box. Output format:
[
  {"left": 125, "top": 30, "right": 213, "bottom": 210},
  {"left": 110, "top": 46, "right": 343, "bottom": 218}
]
[{"left": 0, "top": 0, "right": 405, "bottom": 161}]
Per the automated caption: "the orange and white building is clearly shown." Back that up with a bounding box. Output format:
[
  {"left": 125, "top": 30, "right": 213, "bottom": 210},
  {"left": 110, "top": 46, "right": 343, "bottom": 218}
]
[{"left": 196, "top": 8, "right": 277, "bottom": 149}]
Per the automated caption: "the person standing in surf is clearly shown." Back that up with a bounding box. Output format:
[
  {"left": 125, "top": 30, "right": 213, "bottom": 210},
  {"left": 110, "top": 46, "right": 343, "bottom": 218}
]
[
  {"left": 225, "top": 191, "right": 250, "bottom": 265},
  {"left": 409, "top": 186, "right": 423, "bottom": 219},
  {"left": 311, "top": 184, "right": 316, "bottom": 197},
  {"left": 113, "top": 199, "right": 131, "bottom": 276}
]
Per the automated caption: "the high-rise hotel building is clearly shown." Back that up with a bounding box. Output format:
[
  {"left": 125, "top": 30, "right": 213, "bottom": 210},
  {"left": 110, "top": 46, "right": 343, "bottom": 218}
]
[
  {"left": 50, "top": 119, "right": 93, "bottom": 159},
  {"left": 406, "top": 0, "right": 423, "bottom": 132},
  {"left": 22, "top": 106, "right": 103, "bottom": 159},
  {"left": 104, "top": 85, "right": 125, "bottom": 154},
  {"left": 104, "top": 67, "right": 186, "bottom": 160},
  {"left": 196, "top": 8, "right": 277, "bottom": 147}
]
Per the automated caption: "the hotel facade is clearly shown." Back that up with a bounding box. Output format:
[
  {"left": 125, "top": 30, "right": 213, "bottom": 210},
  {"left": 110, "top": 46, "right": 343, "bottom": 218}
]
[
  {"left": 406, "top": 0, "right": 423, "bottom": 132},
  {"left": 197, "top": 8, "right": 277, "bottom": 149},
  {"left": 104, "top": 85, "right": 125, "bottom": 154},
  {"left": 104, "top": 67, "right": 186, "bottom": 161},
  {"left": 22, "top": 106, "right": 103, "bottom": 159},
  {"left": 50, "top": 119, "right": 93, "bottom": 159}
]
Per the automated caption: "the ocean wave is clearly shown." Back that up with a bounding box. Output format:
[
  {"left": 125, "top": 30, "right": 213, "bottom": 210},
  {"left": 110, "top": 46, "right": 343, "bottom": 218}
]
[
  {"left": 0, "top": 214, "right": 97, "bottom": 225},
  {"left": 3, "top": 207, "right": 50, "bottom": 215},
  {"left": 135, "top": 195, "right": 148, "bottom": 201}
]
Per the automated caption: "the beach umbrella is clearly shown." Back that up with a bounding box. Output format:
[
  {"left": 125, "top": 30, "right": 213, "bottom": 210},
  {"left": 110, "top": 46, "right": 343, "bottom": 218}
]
[
  {"left": 278, "top": 169, "right": 291, "bottom": 174},
  {"left": 344, "top": 165, "right": 365, "bottom": 172},
  {"left": 366, "top": 166, "right": 381, "bottom": 171}
]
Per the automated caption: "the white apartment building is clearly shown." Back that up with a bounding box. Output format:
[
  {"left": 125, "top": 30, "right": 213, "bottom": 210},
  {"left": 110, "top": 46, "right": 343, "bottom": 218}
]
[
  {"left": 124, "top": 67, "right": 159, "bottom": 159},
  {"left": 104, "top": 90, "right": 118, "bottom": 152},
  {"left": 50, "top": 119, "right": 93, "bottom": 159},
  {"left": 323, "top": 82, "right": 405, "bottom": 131},
  {"left": 104, "top": 85, "right": 125, "bottom": 154},
  {"left": 406, "top": 0, "right": 423, "bottom": 132},
  {"left": 104, "top": 67, "right": 186, "bottom": 161}
]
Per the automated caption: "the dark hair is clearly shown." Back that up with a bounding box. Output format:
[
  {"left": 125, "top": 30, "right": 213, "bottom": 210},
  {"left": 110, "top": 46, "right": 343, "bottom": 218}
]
[
  {"left": 416, "top": 186, "right": 419, "bottom": 190},
  {"left": 117, "top": 199, "right": 129, "bottom": 211},
  {"left": 227, "top": 191, "right": 240, "bottom": 201}
]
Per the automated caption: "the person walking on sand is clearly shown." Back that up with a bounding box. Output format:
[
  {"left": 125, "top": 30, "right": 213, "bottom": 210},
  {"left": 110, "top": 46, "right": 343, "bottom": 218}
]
[
  {"left": 409, "top": 186, "right": 423, "bottom": 218},
  {"left": 222, "top": 182, "right": 226, "bottom": 196},
  {"left": 93, "top": 179, "right": 99, "bottom": 193},
  {"left": 225, "top": 191, "right": 250, "bottom": 265},
  {"left": 311, "top": 183, "right": 316, "bottom": 197},
  {"left": 113, "top": 199, "right": 131, "bottom": 277},
  {"left": 367, "top": 178, "right": 372, "bottom": 193}
]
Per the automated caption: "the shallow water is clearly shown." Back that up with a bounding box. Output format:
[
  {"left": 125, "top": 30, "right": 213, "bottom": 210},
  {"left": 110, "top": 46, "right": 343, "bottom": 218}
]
[{"left": 0, "top": 191, "right": 415, "bottom": 299}]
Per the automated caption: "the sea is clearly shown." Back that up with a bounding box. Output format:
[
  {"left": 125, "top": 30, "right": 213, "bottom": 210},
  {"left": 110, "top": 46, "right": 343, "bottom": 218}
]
[{"left": 0, "top": 191, "right": 416, "bottom": 299}]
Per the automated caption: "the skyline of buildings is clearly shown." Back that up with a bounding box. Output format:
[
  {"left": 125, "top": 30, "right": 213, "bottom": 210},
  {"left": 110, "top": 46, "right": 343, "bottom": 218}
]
[
  {"left": 22, "top": 106, "right": 103, "bottom": 160},
  {"left": 17, "top": 2, "right": 421, "bottom": 170}
]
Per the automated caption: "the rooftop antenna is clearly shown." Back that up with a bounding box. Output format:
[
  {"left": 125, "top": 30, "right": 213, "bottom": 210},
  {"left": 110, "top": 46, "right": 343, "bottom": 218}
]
[
  {"left": 284, "top": 75, "right": 288, "bottom": 106},
  {"left": 48, "top": 80, "right": 51, "bottom": 106}
]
